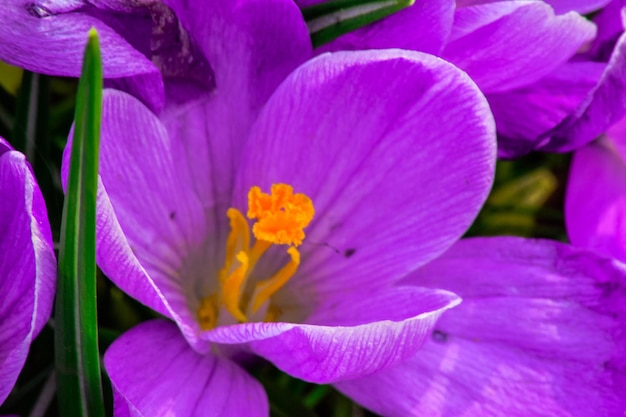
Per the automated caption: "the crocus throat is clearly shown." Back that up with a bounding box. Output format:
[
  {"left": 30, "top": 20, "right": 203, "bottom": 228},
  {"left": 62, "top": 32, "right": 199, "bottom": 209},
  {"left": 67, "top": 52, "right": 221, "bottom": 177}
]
[{"left": 197, "top": 184, "right": 314, "bottom": 330}]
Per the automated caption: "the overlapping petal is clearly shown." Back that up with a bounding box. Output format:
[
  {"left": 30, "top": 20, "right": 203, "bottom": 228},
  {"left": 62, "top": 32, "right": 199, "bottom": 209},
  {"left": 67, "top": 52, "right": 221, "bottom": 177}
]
[
  {"left": 0, "top": 0, "right": 156, "bottom": 77},
  {"left": 586, "top": 0, "right": 624, "bottom": 60},
  {"left": 163, "top": 0, "right": 311, "bottom": 106},
  {"left": 336, "top": 237, "right": 626, "bottom": 416},
  {"left": 566, "top": 120, "right": 626, "bottom": 262},
  {"left": 105, "top": 320, "right": 268, "bottom": 417},
  {"left": 443, "top": 2, "right": 596, "bottom": 93},
  {"left": 488, "top": 61, "right": 605, "bottom": 157},
  {"left": 300, "top": 0, "right": 455, "bottom": 55},
  {"left": 234, "top": 50, "right": 496, "bottom": 298},
  {"left": 64, "top": 0, "right": 312, "bottom": 352},
  {"left": 159, "top": 0, "right": 312, "bottom": 258},
  {"left": 0, "top": 138, "right": 55, "bottom": 404},
  {"left": 62, "top": 89, "right": 209, "bottom": 348},
  {"left": 0, "top": 0, "right": 163, "bottom": 109},
  {"left": 203, "top": 286, "right": 460, "bottom": 383},
  {"left": 542, "top": 27, "right": 626, "bottom": 152},
  {"left": 456, "top": 0, "right": 613, "bottom": 14},
  {"left": 543, "top": 0, "right": 613, "bottom": 14}
]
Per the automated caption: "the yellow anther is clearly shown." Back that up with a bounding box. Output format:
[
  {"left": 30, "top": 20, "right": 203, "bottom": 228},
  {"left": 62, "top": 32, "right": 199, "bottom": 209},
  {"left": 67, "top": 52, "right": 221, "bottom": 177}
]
[
  {"left": 221, "top": 251, "right": 250, "bottom": 323},
  {"left": 249, "top": 247, "right": 300, "bottom": 314},
  {"left": 197, "top": 294, "right": 219, "bottom": 331},
  {"left": 196, "top": 184, "right": 314, "bottom": 329},
  {"left": 219, "top": 208, "right": 251, "bottom": 284},
  {"left": 248, "top": 184, "right": 314, "bottom": 246}
]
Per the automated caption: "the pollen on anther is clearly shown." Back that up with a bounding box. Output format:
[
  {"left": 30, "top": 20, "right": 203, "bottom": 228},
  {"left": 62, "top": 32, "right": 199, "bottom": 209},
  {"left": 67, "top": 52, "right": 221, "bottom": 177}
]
[{"left": 247, "top": 184, "right": 314, "bottom": 246}]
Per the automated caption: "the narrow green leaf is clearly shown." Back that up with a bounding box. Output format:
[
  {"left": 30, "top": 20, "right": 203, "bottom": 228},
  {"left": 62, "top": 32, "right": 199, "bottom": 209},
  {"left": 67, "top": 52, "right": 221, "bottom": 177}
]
[
  {"left": 302, "top": 0, "right": 414, "bottom": 47},
  {"left": 55, "top": 28, "right": 105, "bottom": 417}
]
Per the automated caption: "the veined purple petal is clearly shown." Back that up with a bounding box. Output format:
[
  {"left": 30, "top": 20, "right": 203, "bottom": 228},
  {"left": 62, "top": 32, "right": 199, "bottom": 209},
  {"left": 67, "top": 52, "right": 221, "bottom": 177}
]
[
  {"left": 456, "top": 0, "right": 613, "bottom": 14},
  {"left": 541, "top": 25, "right": 626, "bottom": 152},
  {"left": 0, "top": 0, "right": 163, "bottom": 109},
  {"left": 159, "top": 0, "right": 312, "bottom": 264},
  {"left": 63, "top": 1, "right": 311, "bottom": 354},
  {"left": 162, "top": 0, "right": 311, "bottom": 105},
  {"left": 62, "top": 89, "right": 216, "bottom": 351},
  {"left": 306, "top": 1, "right": 455, "bottom": 56},
  {"left": 105, "top": 320, "right": 268, "bottom": 417},
  {"left": 203, "top": 286, "right": 460, "bottom": 383},
  {"left": 336, "top": 237, "right": 626, "bottom": 416},
  {"left": 0, "top": 0, "right": 157, "bottom": 77},
  {"left": 152, "top": 0, "right": 312, "bottom": 314},
  {"left": 234, "top": 50, "right": 495, "bottom": 300},
  {"left": 443, "top": 2, "right": 596, "bottom": 93},
  {"left": 587, "top": 0, "right": 625, "bottom": 61},
  {"left": 544, "top": 0, "right": 614, "bottom": 14},
  {"left": 0, "top": 138, "right": 55, "bottom": 404},
  {"left": 566, "top": 122, "right": 626, "bottom": 262},
  {"left": 488, "top": 61, "right": 605, "bottom": 158}
]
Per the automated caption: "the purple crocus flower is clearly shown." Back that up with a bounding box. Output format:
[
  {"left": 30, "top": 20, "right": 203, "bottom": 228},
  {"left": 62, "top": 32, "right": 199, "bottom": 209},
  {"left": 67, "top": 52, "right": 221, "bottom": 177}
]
[
  {"left": 0, "top": 137, "right": 56, "bottom": 405},
  {"left": 299, "top": 0, "right": 626, "bottom": 157},
  {"left": 55, "top": 11, "right": 626, "bottom": 417},
  {"left": 62, "top": 43, "right": 499, "bottom": 417}
]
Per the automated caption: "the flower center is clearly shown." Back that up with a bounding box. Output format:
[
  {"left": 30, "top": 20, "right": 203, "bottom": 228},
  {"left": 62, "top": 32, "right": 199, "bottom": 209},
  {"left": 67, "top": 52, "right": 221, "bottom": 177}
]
[{"left": 197, "top": 184, "right": 314, "bottom": 330}]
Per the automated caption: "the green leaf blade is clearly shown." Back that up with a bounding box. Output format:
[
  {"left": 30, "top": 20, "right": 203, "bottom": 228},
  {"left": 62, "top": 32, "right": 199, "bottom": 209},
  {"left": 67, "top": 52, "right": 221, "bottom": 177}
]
[
  {"left": 302, "top": 0, "right": 414, "bottom": 47},
  {"left": 55, "top": 28, "right": 105, "bottom": 417}
]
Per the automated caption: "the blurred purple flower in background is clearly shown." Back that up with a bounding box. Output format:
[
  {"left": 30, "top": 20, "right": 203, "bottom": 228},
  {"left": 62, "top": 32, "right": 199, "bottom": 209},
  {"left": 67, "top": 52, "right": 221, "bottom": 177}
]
[
  {"left": 0, "top": 137, "right": 56, "bottom": 405},
  {"left": 567, "top": 115, "right": 626, "bottom": 261},
  {"left": 298, "top": 0, "right": 626, "bottom": 157},
  {"left": 335, "top": 236, "right": 626, "bottom": 416}
]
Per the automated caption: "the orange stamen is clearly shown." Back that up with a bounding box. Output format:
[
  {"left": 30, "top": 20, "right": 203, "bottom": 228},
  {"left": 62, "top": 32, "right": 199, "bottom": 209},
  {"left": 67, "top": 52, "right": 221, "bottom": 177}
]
[
  {"left": 248, "top": 184, "right": 314, "bottom": 246},
  {"left": 196, "top": 183, "right": 314, "bottom": 330}
]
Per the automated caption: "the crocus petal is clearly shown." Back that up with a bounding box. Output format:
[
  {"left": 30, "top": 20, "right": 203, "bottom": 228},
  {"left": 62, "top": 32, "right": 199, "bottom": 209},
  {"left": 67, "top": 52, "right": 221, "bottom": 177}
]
[
  {"left": 235, "top": 49, "right": 495, "bottom": 299},
  {"left": 0, "top": 0, "right": 163, "bottom": 109},
  {"left": 0, "top": 139, "right": 55, "bottom": 404},
  {"left": 305, "top": 0, "right": 455, "bottom": 56},
  {"left": 161, "top": 0, "right": 311, "bottom": 106},
  {"left": 443, "top": 2, "right": 596, "bottom": 93},
  {"left": 488, "top": 61, "right": 605, "bottom": 158},
  {"left": 105, "top": 320, "right": 268, "bottom": 417},
  {"left": 587, "top": 0, "right": 624, "bottom": 61},
  {"left": 541, "top": 25, "right": 626, "bottom": 152},
  {"left": 203, "top": 286, "right": 460, "bottom": 383},
  {"left": 545, "top": 0, "right": 613, "bottom": 14},
  {"left": 567, "top": 131, "right": 626, "bottom": 262},
  {"left": 456, "top": 0, "right": 613, "bottom": 14},
  {"left": 62, "top": 89, "right": 218, "bottom": 351},
  {"left": 64, "top": 1, "right": 312, "bottom": 354},
  {"left": 158, "top": 0, "right": 312, "bottom": 276},
  {"left": 336, "top": 237, "right": 626, "bottom": 416}
]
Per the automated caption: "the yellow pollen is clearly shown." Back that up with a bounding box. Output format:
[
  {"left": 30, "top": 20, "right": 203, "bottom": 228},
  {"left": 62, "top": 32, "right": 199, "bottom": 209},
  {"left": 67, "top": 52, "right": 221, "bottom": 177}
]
[
  {"left": 248, "top": 184, "right": 314, "bottom": 246},
  {"left": 196, "top": 183, "right": 314, "bottom": 330},
  {"left": 197, "top": 294, "right": 219, "bottom": 331}
]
